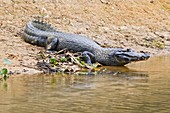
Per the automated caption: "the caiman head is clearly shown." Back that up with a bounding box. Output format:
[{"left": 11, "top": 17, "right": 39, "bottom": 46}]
[{"left": 108, "top": 49, "right": 150, "bottom": 66}]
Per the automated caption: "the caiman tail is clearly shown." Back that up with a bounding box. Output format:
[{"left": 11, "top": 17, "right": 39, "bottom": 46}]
[{"left": 22, "top": 20, "right": 57, "bottom": 47}]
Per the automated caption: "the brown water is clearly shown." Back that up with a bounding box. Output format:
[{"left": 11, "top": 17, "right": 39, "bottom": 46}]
[{"left": 0, "top": 55, "right": 170, "bottom": 113}]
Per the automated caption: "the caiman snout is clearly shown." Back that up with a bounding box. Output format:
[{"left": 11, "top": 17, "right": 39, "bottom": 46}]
[
  {"left": 114, "top": 49, "right": 150, "bottom": 64},
  {"left": 140, "top": 53, "right": 150, "bottom": 60}
]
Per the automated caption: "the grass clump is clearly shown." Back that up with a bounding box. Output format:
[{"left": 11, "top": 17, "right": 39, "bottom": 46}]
[{"left": 143, "top": 39, "right": 165, "bottom": 49}]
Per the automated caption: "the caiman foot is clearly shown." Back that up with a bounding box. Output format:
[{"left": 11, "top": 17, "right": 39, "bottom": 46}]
[
  {"left": 46, "top": 36, "right": 58, "bottom": 50},
  {"left": 82, "top": 51, "right": 96, "bottom": 64}
]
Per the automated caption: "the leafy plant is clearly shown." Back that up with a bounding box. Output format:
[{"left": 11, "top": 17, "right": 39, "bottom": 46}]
[
  {"left": 60, "top": 57, "right": 67, "bottom": 62},
  {"left": 50, "top": 58, "right": 58, "bottom": 65},
  {"left": 0, "top": 58, "right": 11, "bottom": 81},
  {"left": 0, "top": 68, "right": 9, "bottom": 81}
]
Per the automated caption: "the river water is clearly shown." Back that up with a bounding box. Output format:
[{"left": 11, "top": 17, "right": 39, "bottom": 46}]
[{"left": 0, "top": 55, "right": 170, "bottom": 113}]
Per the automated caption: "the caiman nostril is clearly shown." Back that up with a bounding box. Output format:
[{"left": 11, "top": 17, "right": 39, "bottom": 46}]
[{"left": 145, "top": 54, "right": 150, "bottom": 59}]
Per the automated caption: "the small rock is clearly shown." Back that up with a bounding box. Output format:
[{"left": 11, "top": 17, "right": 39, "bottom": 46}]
[
  {"left": 154, "top": 32, "right": 170, "bottom": 39},
  {"left": 98, "top": 26, "right": 110, "bottom": 34},
  {"left": 150, "top": 0, "right": 154, "bottom": 3},
  {"left": 100, "top": 0, "right": 109, "bottom": 4},
  {"left": 22, "top": 69, "right": 28, "bottom": 72},
  {"left": 165, "top": 41, "right": 170, "bottom": 46},
  {"left": 119, "top": 26, "right": 128, "bottom": 31}
]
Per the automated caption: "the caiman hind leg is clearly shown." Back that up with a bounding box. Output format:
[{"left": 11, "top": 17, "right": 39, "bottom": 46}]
[
  {"left": 46, "top": 36, "right": 58, "bottom": 50},
  {"left": 82, "top": 51, "right": 96, "bottom": 64}
]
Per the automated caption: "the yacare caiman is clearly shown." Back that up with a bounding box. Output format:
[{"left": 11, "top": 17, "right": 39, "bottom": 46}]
[{"left": 22, "top": 20, "right": 150, "bottom": 66}]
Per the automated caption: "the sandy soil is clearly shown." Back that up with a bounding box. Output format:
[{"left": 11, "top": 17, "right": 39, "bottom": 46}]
[{"left": 0, "top": 0, "right": 170, "bottom": 74}]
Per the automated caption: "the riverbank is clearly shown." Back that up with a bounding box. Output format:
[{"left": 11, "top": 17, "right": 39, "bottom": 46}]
[{"left": 0, "top": 0, "right": 170, "bottom": 74}]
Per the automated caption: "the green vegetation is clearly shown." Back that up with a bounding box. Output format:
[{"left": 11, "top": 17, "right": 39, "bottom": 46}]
[
  {"left": 0, "top": 58, "right": 11, "bottom": 81},
  {"left": 0, "top": 68, "right": 8, "bottom": 81},
  {"left": 150, "top": 40, "right": 165, "bottom": 49},
  {"left": 60, "top": 57, "right": 67, "bottom": 62},
  {"left": 50, "top": 58, "right": 58, "bottom": 65},
  {"left": 37, "top": 50, "right": 101, "bottom": 74},
  {"left": 143, "top": 40, "right": 165, "bottom": 49}
]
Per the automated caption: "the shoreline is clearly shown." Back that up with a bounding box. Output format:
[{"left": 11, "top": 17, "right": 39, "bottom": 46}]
[{"left": 0, "top": 0, "right": 169, "bottom": 75}]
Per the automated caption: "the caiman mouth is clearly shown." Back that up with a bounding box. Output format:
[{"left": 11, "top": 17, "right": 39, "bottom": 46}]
[{"left": 113, "top": 50, "right": 150, "bottom": 63}]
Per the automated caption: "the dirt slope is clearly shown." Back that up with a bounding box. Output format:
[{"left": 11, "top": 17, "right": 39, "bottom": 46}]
[{"left": 0, "top": 0, "right": 170, "bottom": 74}]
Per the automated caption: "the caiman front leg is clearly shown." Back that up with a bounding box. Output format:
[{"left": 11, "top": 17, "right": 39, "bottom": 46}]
[
  {"left": 82, "top": 51, "right": 96, "bottom": 64},
  {"left": 45, "top": 37, "right": 96, "bottom": 65}
]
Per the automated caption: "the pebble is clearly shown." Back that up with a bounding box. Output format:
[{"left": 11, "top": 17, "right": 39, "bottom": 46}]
[{"left": 100, "top": 0, "right": 109, "bottom": 4}]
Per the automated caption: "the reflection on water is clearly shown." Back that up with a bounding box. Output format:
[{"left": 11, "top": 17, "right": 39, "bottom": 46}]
[{"left": 0, "top": 55, "right": 170, "bottom": 113}]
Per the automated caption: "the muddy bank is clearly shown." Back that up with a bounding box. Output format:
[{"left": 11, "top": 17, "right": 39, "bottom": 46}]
[{"left": 0, "top": 0, "right": 170, "bottom": 74}]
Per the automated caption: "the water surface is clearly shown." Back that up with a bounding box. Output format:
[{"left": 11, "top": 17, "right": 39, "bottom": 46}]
[{"left": 0, "top": 55, "right": 170, "bottom": 113}]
